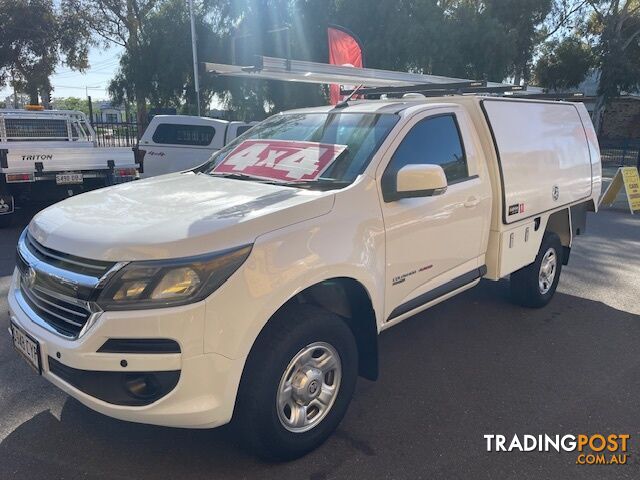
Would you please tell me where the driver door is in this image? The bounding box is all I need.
[378,107,491,321]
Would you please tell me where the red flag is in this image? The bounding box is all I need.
[327,25,364,105]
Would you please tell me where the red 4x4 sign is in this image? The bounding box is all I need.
[213,139,347,182]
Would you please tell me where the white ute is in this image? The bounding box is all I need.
[136,115,257,177]
[8,95,601,460]
[0,109,139,227]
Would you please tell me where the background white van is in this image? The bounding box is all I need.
[137,115,257,177]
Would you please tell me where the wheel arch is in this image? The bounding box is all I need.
[249,277,379,381]
[545,208,571,246]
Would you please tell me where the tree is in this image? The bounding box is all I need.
[217,0,330,118]
[583,0,640,132]
[431,1,516,81]
[330,0,555,83]
[81,0,162,124]
[98,0,577,118]
[534,36,594,90]
[52,96,101,115]
[0,0,92,105]
[486,0,554,84]
[106,0,245,118]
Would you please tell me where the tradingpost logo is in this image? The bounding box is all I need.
[484,434,630,465]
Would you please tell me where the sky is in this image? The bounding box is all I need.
[1,45,123,103]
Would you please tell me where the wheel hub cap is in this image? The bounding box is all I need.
[292,366,323,403]
[276,342,342,433]
[538,248,557,295]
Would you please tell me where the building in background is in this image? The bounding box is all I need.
[98,102,127,122]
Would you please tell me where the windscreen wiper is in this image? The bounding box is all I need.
[278,179,352,190]
[207,172,350,190]
[207,172,265,182]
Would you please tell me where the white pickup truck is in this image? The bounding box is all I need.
[0,109,139,227]
[136,115,257,177]
[8,96,601,460]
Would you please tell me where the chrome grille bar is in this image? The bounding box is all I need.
[27,287,87,318]
[26,231,115,275]
[20,284,85,327]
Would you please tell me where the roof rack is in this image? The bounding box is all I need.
[204,56,580,99]
[341,83,528,98]
[204,55,509,89]
[507,92,585,100]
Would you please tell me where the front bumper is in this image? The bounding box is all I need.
[8,270,245,428]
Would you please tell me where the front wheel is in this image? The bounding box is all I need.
[510,232,563,308]
[233,304,358,461]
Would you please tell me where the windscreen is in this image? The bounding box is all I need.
[201,112,399,188]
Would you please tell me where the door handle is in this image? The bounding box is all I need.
[464,196,480,208]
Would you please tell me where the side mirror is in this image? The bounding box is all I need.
[384,164,448,202]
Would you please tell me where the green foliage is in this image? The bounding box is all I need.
[80,0,640,121]
[51,96,102,114]
[586,1,640,98]
[432,1,516,81]
[534,36,594,90]
[485,0,554,82]
[91,0,570,117]
[0,0,92,103]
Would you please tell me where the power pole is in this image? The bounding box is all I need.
[86,87,93,122]
[188,0,201,116]
[12,72,17,109]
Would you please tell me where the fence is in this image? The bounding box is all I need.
[90,120,147,148]
[599,139,640,170]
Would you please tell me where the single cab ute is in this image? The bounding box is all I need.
[0,109,139,227]
[8,96,601,460]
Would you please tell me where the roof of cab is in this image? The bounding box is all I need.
[278,95,576,116]
[283,98,461,115]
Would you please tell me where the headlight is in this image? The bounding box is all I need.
[97,245,252,310]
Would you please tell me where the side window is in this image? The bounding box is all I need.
[235,125,253,136]
[383,114,468,186]
[152,123,216,146]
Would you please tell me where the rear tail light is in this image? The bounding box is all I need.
[115,167,138,177]
[6,173,34,183]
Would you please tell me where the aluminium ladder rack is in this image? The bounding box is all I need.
[203,55,512,90]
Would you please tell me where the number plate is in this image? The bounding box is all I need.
[56,173,83,185]
[10,322,42,374]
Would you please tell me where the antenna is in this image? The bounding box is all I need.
[335,84,364,108]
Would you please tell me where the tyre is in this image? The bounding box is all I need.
[510,232,563,308]
[233,303,358,461]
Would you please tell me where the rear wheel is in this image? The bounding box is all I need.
[233,304,358,461]
[510,232,563,308]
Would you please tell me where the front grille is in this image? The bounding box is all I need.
[16,229,112,338]
[25,232,115,277]
[20,280,94,337]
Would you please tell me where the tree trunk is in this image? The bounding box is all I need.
[592,94,606,136]
[40,88,51,109]
[135,92,147,133]
[126,0,147,134]
[27,88,38,105]
[513,71,522,86]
